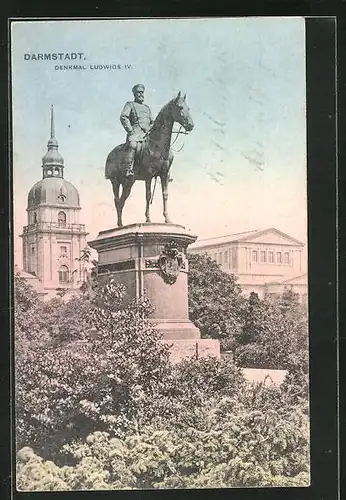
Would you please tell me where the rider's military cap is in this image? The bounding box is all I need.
[132,84,145,93]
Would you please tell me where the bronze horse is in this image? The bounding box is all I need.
[105,92,194,227]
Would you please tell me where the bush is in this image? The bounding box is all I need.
[15,277,172,458]
[15,272,310,490]
[17,388,310,491]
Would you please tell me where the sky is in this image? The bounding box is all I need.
[11,18,307,267]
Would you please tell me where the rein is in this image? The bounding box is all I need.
[150,125,187,204]
[170,125,189,152]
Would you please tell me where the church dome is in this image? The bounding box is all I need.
[28,177,80,208]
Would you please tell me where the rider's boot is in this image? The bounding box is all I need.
[124,143,136,179]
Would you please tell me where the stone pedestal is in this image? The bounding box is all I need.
[88,223,220,362]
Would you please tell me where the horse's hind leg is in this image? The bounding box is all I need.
[111,179,123,227]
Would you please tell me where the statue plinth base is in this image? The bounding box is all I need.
[88,223,220,362]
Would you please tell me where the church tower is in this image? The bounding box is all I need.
[20,106,88,296]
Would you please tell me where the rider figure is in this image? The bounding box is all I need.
[120,84,153,178]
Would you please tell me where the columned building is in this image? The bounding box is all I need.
[189,228,308,297]
[20,106,88,297]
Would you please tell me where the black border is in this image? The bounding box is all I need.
[1,8,341,500]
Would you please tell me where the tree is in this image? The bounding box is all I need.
[15,269,310,490]
[188,253,245,349]
[17,377,310,490]
[234,292,308,371]
[238,292,265,344]
[15,277,172,457]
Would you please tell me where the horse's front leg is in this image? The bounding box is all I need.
[111,179,123,227]
[161,159,173,224]
[145,178,152,223]
[117,179,134,227]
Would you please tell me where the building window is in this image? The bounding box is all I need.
[260,251,266,263]
[268,251,274,263]
[224,251,228,264]
[214,253,217,262]
[58,211,66,227]
[284,252,290,265]
[277,252,282,264]
[219,253,223,265]
[251,250,258,263]
[60,245,67,255]
[58,265,69,284]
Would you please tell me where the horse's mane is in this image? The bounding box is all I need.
[152,99,176,128]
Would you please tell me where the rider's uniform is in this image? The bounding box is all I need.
[120,101,153,177]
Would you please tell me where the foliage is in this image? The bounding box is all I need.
[235,290,308,371]
[15,269,310,491]
[14,273,92,354]
[188,253,245,348]
[17,379,310,490]
[15,277,172,457]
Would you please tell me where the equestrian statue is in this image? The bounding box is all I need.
[105,84,194,227]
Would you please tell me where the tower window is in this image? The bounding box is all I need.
[33,212,37,224]
[60,245,67,255]
[58,211,66,227]
[58,265,69,284]
[31,246,35,255]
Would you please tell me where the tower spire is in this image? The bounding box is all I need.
[42,105,64,178]
[50,104,55,139]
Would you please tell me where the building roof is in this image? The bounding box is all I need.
[190,227,304,249]
[27,177,80,208]
[15,267,47,296]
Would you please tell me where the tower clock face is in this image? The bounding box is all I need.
[57,194,66,203]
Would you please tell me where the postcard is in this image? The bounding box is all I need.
[11,17,310,491]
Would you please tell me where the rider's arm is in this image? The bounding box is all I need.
[120,102,133,133]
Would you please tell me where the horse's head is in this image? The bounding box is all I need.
[171,91,194,132]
